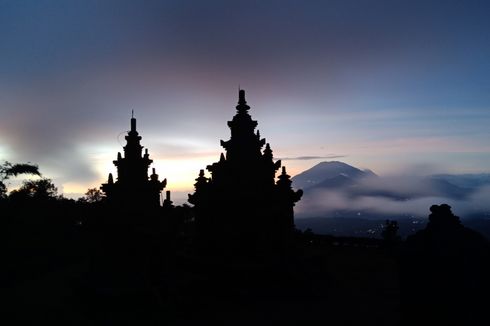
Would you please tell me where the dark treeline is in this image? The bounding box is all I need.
[3,91,490,325]
[4,188,489,325]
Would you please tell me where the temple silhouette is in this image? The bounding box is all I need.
[4,91,490,326]
[101,113,167,208]
[189,90,303,249]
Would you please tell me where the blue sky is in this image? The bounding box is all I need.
[1,0,490,199]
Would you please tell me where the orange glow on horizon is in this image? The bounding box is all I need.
[60,153,311,197]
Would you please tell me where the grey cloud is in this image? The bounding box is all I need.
[296,174,490,219]
[280,155,346,161]
[1,0,490,196]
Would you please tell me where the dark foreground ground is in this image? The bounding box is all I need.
[4,205,489,325]
[6,224,400,325]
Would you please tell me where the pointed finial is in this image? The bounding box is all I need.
[130,111,136,131]
[150,167,159,180]
[236,88,250,112]
[264,142,271,153]
[263,143,273,159]
[239,89,246,104]
[163,190,173,208]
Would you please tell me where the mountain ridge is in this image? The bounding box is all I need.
[292,161,376,190]
[292,161,490,227]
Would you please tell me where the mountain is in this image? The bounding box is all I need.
[426,177,470,199]
[293,161,469,200]
[292,161,490,238]
[292,161,376,190]
[431,174,490,189]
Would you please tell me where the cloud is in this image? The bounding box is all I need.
[2,1,490,198]
[280,155,346,161]
[296,174,490,219]
[353,175,454,199]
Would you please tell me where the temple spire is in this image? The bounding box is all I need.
[236,89,250,113]
[129,110,138,133]
[239,89,246,104]
[263,143,273,160]
[102,114,166,208]
[190,90,302,249]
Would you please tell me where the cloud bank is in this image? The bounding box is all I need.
[296,175,490,219]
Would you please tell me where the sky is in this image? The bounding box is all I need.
[1,0,490,201]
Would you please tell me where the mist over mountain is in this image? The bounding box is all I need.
[431,174,490,189]
[293,161,470,199]
[293,161,490,237]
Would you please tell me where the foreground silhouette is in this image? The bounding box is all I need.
[189,90,303,252]
[400,204,490,325]
[4,172,489,324]
[0,161,41,198]
[3,91,490,325]
[101,112,167,209]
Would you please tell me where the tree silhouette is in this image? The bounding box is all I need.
[9,178,58,200]
[400,204,490,325]
[0,161,41,197]
[0,181,6,199]
[81,187,105,203]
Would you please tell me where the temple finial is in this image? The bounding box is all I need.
[130,111,136,131]
[236,88,250,112]
[239,89,246,104]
